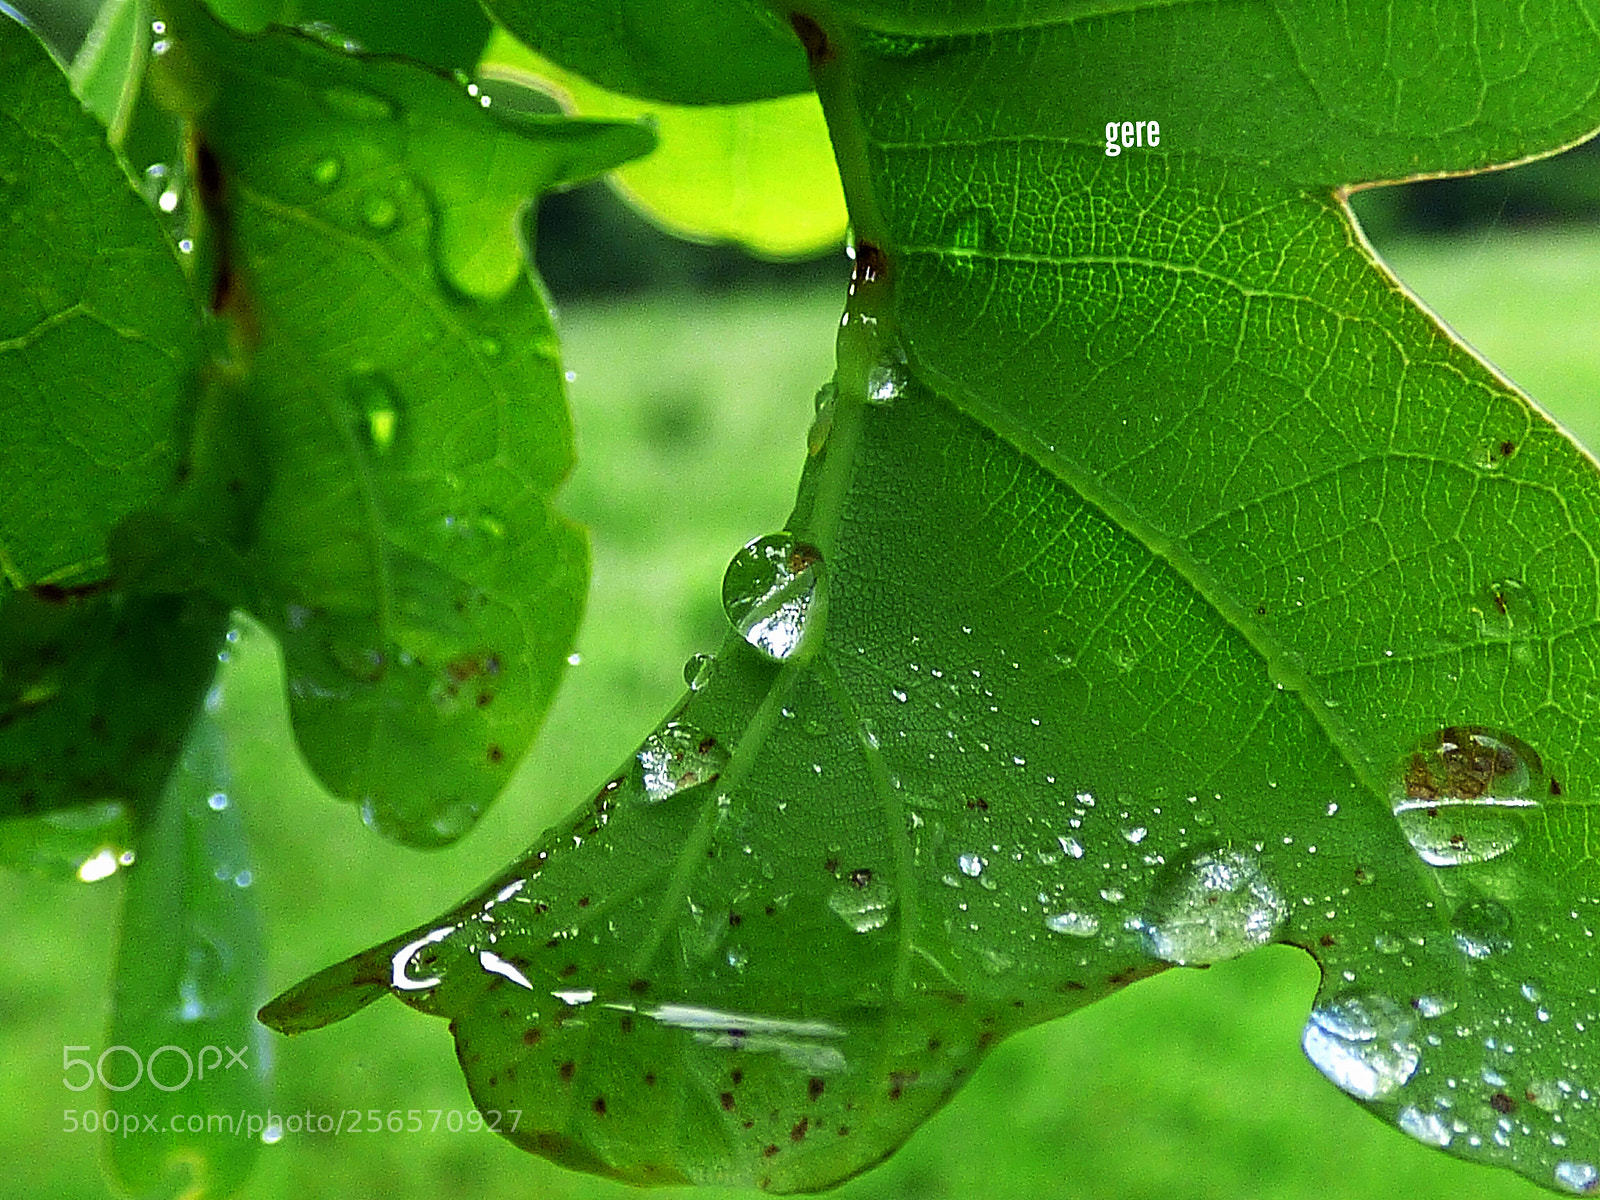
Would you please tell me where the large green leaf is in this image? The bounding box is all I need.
[152,1,654,845]
[264,2,1600,1196]
[0,13,198,589]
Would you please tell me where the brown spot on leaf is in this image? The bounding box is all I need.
[824,856,839,874]
[849,868,873,888]
[487,744,504,764]
[592,1097,607,1116]
[729,911,743,926]
[731,1070,744,1085]
[808,1077,825,1101]
[558,1061,575,1082]
[1319,934,1336,948]
[791,1117,809,1142]
[1551,777,1563,797]
[1490,1091,1517,1114]
[763,1143,780,1158]
[522,1028,542,1046]
[629,978,650,995]
[720,1092,736,1111]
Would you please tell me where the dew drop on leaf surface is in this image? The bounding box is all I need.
[1391,727,1543,867]
[721,533,823,661]
[1131,847,1286,966]
[637,723,728,802]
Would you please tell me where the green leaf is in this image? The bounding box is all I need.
[0,14,199,589]
[480,0,811,105]
[290,0,491,73]
[104,702,266,1200]
[155,1,654,845]
[0,590,230,819]
[69,0,149,143]
[264,3,1600,1197]
[482,30,847,258]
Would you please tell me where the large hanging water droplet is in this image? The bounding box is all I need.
[638,723,728,802]
[1301,993,1420,1100]
[1392,727,1543,866]
[827,871,894,933]
[345,368,401,454]
[1133,847,1286,965]
[721,533,823,662]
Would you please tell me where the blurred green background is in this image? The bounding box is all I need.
[7,3,1600,1193]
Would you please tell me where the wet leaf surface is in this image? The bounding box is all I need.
[157,0,653,845]
[260,2,1600,1195]
[0,15,198,589]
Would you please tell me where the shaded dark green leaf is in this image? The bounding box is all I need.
[481,0,811,105]
[0,589,229,820]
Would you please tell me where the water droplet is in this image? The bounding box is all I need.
[1471,578,1536,639]
[1413,995,1457,1019]
[1393,727,1543,866]
[1058,835,1085,859]
[827,874,895,933]
[1451,896,1513,959]
[957,853,986,878]
[1134,848,1286,965]
[362,193,400,231]
[638,723,728,802]
[643,1005,847,1073]
[1301,993,1420,1100]
[345,368,401,453]
[322,86,397,120]
[299,19,362,50]
[311,156,342,187]
[390,925,459,990]
[682,653,716,691]
[1556,1162,1599,1195]
[865,350,909,406]
[1398,1106,1452,1147]
[721,533,823,661]
[808,383,836,456]
[1045,910,1100,937]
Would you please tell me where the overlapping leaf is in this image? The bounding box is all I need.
[264,2,1600,1196]
[482,31,846,257]
[481,0,811,104]
[154,0,654,845]
[105,704,265,1200]
[0,14,197,589]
